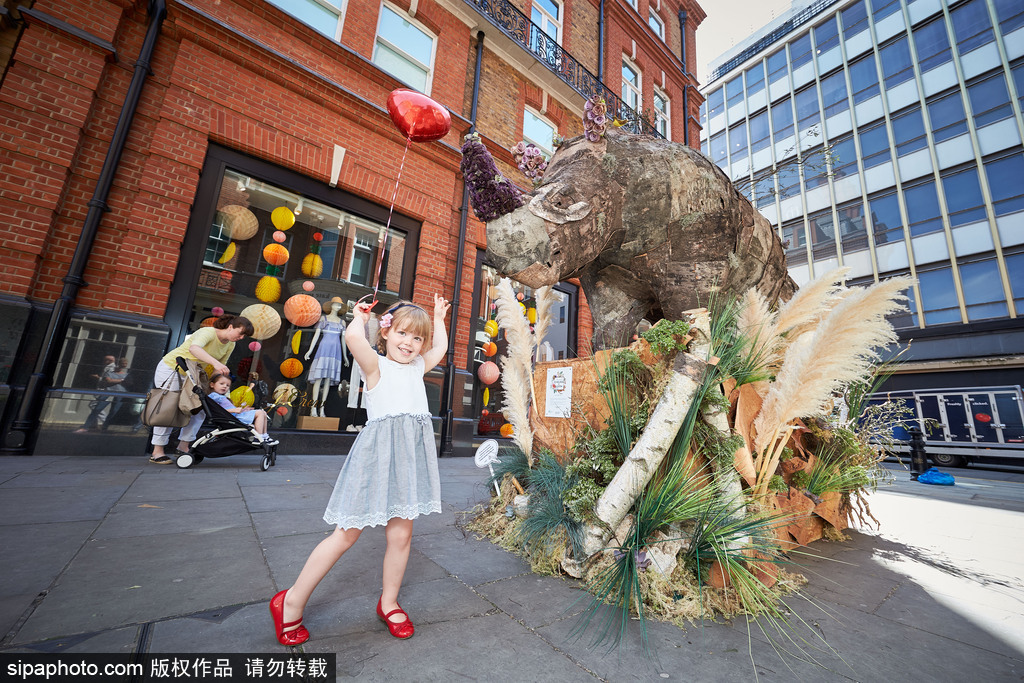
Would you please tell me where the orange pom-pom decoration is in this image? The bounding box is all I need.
[478,361,500,385]
[280,357,303,378]
[200,316,217,328]
[273,230,287,243]
[283,294,322,327]
[263,243,289,266]
[482,341,497,357]
[481,409,489,416]
[302,281,315,291]
[313,232,323,241]
[276,406,288,416]
[499,423,515,438]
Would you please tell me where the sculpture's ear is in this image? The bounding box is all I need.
[528,182,592,225]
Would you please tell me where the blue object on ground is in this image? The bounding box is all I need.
[918,467,955,486]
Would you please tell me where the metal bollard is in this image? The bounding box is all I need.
[907,426,928,480]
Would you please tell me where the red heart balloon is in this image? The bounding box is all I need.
[386,89,452,143]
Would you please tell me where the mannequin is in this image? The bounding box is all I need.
[304,297,348,418]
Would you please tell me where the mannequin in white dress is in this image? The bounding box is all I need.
[304,298,348,418]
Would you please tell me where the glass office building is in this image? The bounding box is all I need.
[700,0,1024,395]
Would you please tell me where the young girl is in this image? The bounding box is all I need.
[207,373,276,444]
[269,294,450,644]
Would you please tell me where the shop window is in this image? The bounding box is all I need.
[868,192,905,245]
[891,105,927,156]
[771,97,794,140]
[471,261,576,437]
[928,90,968,143]
[749,110,770,153]
[951,0,994,54]
[848,54,880,104]
[842,1,869,39]
[653,89,670,140]
[820,70,849,118]
[523,108,557,157]
[967,73,1013,128]
[859,121,891,169]
[766,48,788,85]
[903,179,943,236]
[985,152,1024,216]
[373,4,435,93]
[181,160,419,435]
[880,36,914,89]
[918,265,961,326]
[994,0,1024,34]
[941,165,986,227]
[789,33,813,70]
[648,8,665,40]
[870,0,901,22]
[746,62,765,96]
[266,0,346,41]
[729,120,748,163]
[914,17,952,73]
[814,16,840,55]
[959,258,1009,320]
[622,59,642,112]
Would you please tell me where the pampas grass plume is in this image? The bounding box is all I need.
[494,278,535,462]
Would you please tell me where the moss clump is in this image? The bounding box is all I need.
[790,469,810,490]
[640,319,691,356]
[778,447,795,462]
[596,350,650,394]
[768,475,788,493]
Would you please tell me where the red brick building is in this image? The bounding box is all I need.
[0,0,704,456]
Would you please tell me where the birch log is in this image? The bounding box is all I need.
[579,312,711,557]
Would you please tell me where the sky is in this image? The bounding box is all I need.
[696,0,794,83]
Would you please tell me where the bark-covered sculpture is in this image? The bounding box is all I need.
[462,129,796,348]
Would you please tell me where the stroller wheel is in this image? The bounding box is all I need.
[260,454,271,472]
[176,452,195,469]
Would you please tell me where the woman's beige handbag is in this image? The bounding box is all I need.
[141,374,189,428]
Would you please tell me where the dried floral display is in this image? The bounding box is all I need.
[509,141,548,183]
[459,133,524,221]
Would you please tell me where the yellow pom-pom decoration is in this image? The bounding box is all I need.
[483,387,490,406]
[301,253,324,277]
[483,320,499,338]
[263,243,289,266]
[280,357,303,378]
[217,241,237,264]
[283,294,322,327]
[291,330,301,354]
[271,206,296,230]
[255,276,281,303]
[229,385,255,408]
[527,307,537,324]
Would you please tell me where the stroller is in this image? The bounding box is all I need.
[174,358,278,471]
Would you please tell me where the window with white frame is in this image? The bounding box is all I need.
[266,0,346,41]
[531,0,562,45]
[649,9,665,40]
[653,89,670,139]
[373,4,435,93]
[622,60,641,112]
[626,0,638,10]
[523,109,556,157]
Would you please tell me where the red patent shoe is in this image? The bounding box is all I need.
[376,596,414,639]
[269,589,310,646]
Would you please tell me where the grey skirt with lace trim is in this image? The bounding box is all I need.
[323,413,441,529]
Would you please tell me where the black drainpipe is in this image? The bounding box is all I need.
[4,0,167,454]
[439,30,484,457]
[598,0,605,83]
[678,9,690,147]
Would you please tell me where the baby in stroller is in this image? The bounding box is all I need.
[175,368,279,471]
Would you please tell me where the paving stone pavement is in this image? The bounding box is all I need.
[1,454,1022,681]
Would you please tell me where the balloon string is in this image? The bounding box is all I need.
[360,134,413,309]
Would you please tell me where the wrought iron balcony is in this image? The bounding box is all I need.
[464,0,661,138]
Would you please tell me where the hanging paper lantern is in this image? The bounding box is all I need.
[271,206,296,230]
[291,330,302,354]
[302,280,315,292]
[273,230,287,243]
[276,406,288,416]
[527,307,537,324]
[483,387,490,406]
[273,383,299,405]
[519,302,527,315]
[301,252,324,277]
[217,241,237,264]
[483,320,499,338]
[280,357,303,378]
[220,205,259,241]
[482,341,497,357]
[230,385,255,408]
[313,232,323,241]
[516,292,524,301]
[200,316,217,328]
[478,361,500,385]
[255,275,282,303]
[211,306,225,317]
[240,303,281,340]
[284,294,322,327]
[248,341,262,352]
[499,423,515,438]
[263,243,289,266]
[481,409,489,417]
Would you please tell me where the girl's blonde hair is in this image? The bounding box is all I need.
[376,301,432,355]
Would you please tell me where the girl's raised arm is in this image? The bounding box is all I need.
[421,294,450,373]
[345,301,381,388]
